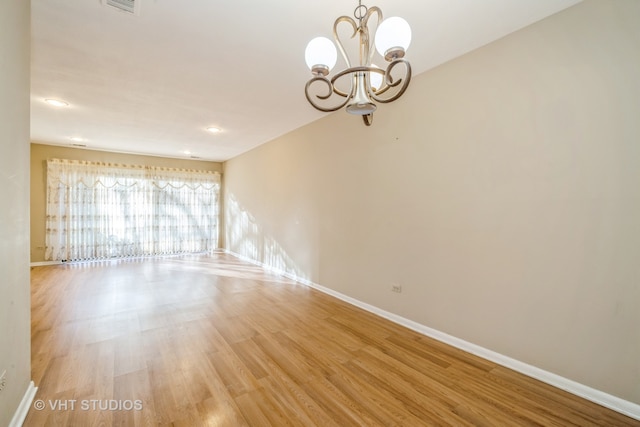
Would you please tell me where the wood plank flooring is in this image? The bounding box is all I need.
[25,253,639,426]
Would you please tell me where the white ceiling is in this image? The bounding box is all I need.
[31,0,582,162]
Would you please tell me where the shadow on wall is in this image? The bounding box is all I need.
[225,193,308,282]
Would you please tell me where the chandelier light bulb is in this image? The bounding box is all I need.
[375,17,412,60]
[369,65,383,91]
[305,37,337,75]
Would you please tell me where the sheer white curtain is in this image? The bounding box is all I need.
[45,159,220,261]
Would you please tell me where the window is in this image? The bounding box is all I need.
[45,159,220,261]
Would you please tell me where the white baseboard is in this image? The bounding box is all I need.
[29,261,62,267]
[223,250,640,421]
[30,251,223,268]
[9,381,37,427]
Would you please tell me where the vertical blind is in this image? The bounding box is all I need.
[45,159,220,261]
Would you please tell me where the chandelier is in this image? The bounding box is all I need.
[304,1,412,126]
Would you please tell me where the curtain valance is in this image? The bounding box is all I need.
[46,158,221,190]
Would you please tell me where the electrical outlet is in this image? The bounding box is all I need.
[0,370,6,394]
[391,283,402,293]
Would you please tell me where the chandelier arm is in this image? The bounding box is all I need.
[330,65,386,97]
[305,76,352,113]
[369,59,412,104]
[372,73,397,96]
[332,87,350,98]
[325,66,371,97]
[330,65,371,83]
[361,6,382,66]
[372,85,390,96]
[333,16,358,68]
[329,65,372,97]
[331,65,386,95]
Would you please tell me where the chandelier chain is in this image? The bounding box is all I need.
[354,0,367,24]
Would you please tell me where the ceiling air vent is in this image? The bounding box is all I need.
[102,0,140,15]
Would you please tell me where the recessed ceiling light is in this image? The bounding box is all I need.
[206,127,221,133]
[44,98,69,107]
[69,137,85,142]
[184,150,191,155]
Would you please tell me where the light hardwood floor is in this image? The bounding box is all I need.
[25,253,639,426]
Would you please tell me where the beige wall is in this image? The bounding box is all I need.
[224,0,640,404]
[0,0,31,424]
[30,143,223,263]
